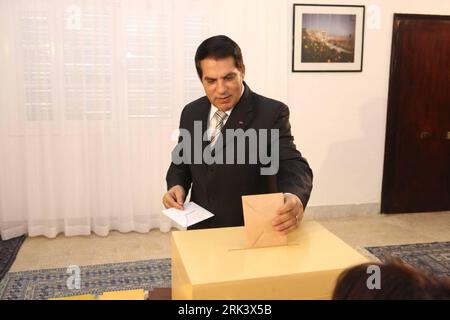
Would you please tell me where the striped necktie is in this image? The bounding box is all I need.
[210,110,228,145]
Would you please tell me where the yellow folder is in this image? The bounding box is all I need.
[99,289,145,300]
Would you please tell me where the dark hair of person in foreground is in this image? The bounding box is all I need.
[332,257,450,300]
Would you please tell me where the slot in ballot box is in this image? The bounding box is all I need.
[171,220,369,300]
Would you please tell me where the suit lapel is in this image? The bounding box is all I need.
[195,97,211,152]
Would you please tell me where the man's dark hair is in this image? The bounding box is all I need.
[332,258,450,300]
[194,35,244,79]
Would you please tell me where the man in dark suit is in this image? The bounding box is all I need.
[163,35,313,234]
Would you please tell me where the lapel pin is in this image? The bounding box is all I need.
[238,121,244,125]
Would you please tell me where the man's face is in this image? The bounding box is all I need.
[199,57,245,112]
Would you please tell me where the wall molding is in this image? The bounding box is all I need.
[304,203,381,219]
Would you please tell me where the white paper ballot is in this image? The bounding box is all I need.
[162,202,214,227]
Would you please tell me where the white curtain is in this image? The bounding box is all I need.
[0,0,287,240]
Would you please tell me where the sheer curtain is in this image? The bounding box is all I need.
[0,0,287,240]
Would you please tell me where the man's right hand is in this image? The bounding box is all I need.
[162,185,186,210]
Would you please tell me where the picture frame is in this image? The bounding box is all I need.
[292,4,365,72]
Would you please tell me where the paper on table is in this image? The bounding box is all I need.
[242,193,287,249]
[162,202,214,227]
[99,289,145,300]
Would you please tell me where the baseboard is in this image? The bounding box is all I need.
[304,203,381,219]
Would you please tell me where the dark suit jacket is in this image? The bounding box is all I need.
[166,82,313,229]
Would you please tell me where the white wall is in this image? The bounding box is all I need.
[181,0,449,209]
[286,0,450,207]
[195,0,289,104]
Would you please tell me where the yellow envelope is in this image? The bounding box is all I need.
[242,193,287,248]
[99,289,145,300]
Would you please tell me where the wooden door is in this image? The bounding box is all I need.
[381,14,450,213]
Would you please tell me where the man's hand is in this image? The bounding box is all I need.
[162,185,186,210]
[272,193,304,235]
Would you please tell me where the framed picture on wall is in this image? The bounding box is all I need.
[292,4,365,72]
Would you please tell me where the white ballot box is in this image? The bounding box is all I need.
[171,221,370,300]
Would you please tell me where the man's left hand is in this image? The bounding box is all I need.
[272,193,304,235]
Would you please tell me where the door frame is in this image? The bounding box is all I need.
[381,13,450,213]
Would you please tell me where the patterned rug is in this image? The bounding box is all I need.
[0,258,171,300]
[366,241,450,278]
[0,236,26,283]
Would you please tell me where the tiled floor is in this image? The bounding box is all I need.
[10,211,450,272]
